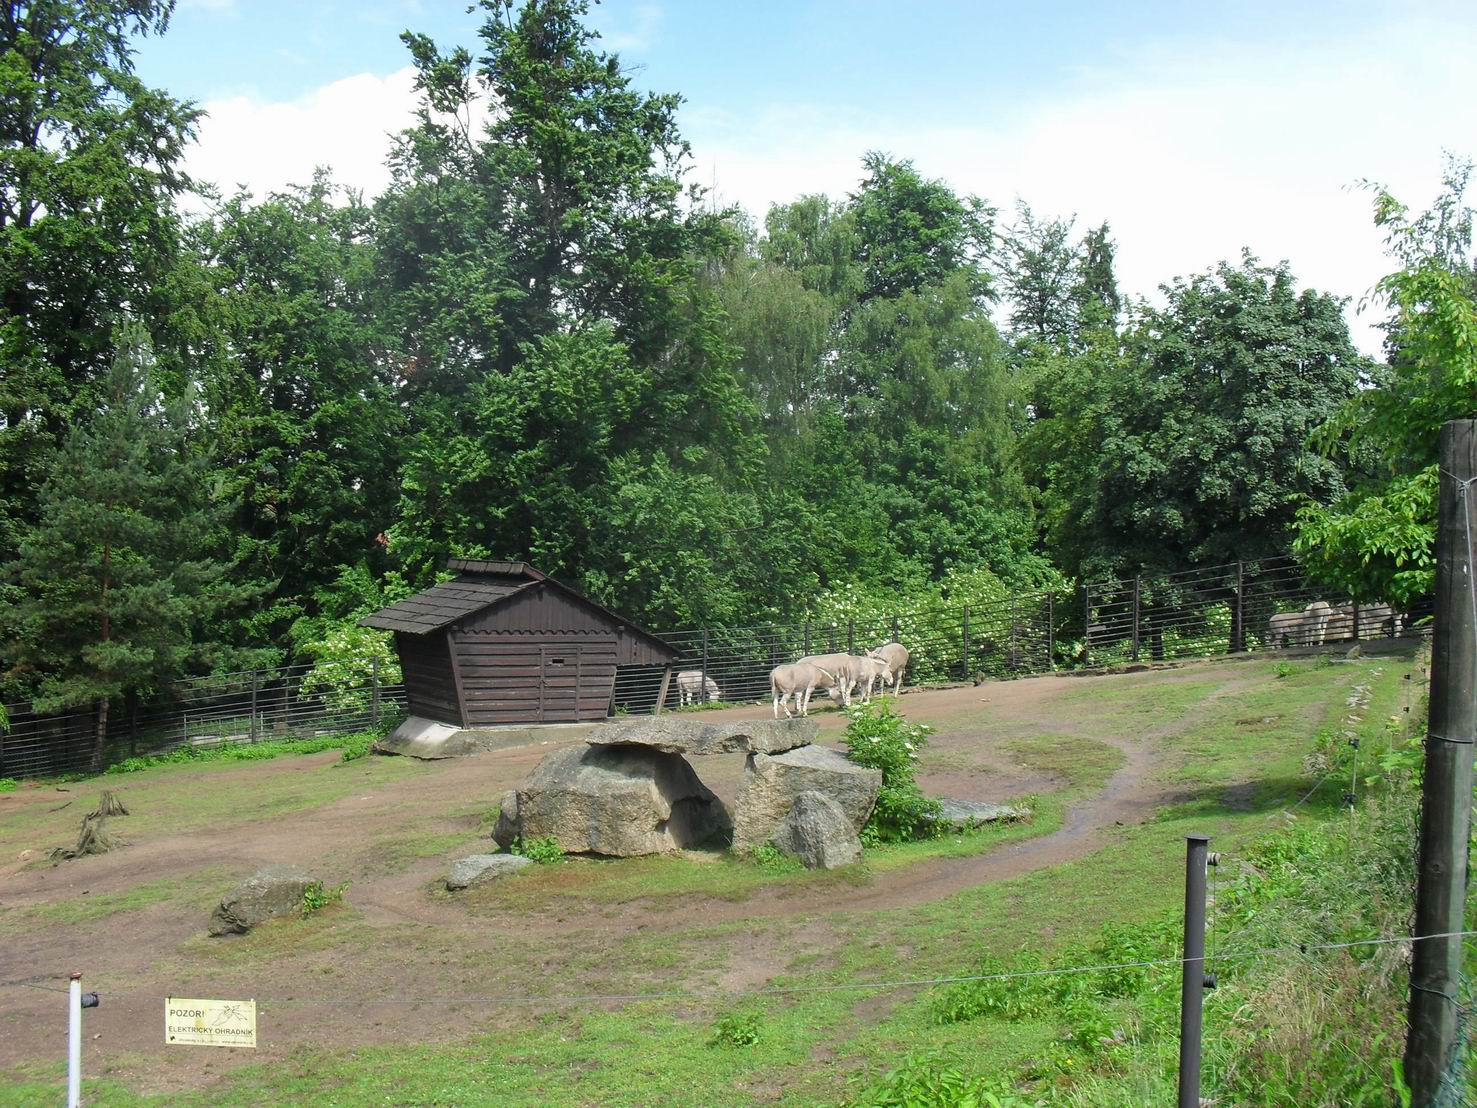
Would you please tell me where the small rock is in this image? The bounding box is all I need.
[209,865,318,936]
[769,791,862,869]
[491,790,520,850]
[446,854,533,890]
[925,799,1030,833]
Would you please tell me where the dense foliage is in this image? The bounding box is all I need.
[0,0,1444,744]
[840,702,941,843]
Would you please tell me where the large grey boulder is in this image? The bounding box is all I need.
[732,745,881,851]
[926,798,1030,833]
[446,853,533,890]
[769,791,862,869]
[209,865,318,936]
[587,716,817,757]
[512,745,730,857]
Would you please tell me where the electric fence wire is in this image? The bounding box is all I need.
[7,929,1475,1011]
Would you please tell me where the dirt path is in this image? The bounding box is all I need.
[0,661,1279,1093]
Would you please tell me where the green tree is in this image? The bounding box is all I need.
[190,175,403,645]
[850,152,993,303]
[1295,158,1477,603]
[1043,254,1369,580]
[5,328,255,768]
[999,202,1080,349]
[0,1,199,558]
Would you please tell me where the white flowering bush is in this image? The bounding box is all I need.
[840,702,941,844]
[299,623,401,714]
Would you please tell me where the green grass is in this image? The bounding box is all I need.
[0,651,1426,1106]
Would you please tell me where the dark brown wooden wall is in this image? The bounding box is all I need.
[455,585,674,666]
[450,631,618,725]
[395,632,462,726]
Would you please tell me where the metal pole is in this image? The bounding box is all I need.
[1405,420,1477,1105]
[1178,834,1211,1108]
[847,619,855,654]
[371,657,381,729]
[891,614,899,642]
[804,620,811,656]
[1131,577,1142,662]
[67,972,81,1108]
[1046,592,1055,670]
[700,629,710,703]
[1351,597,1362,643]
[1083,586,1092,668]
[962,605,971,682]
[1232,561,1245,653]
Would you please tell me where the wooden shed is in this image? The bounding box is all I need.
[361,560,679,728]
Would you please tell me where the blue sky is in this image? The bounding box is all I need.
[137,1,1477,353]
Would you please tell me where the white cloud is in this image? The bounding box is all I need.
[184,67,423,205]
[176,13,1475,356]
[686,17,1477,356]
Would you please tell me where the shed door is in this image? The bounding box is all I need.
[538,646,583,722]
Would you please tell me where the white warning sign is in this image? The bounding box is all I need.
[165,997,257,1048]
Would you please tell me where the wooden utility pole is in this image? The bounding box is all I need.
[1405,420,1477,1104]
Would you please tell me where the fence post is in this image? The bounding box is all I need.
[962,605,971,682]
[847,619,855,654]
[1046,592,1055,670]
[1083,585,1092,668]
[249,671,259,743]
[700,629,710,703]
[1351,597,1362,643]
[1131,577,1142,662]
[68,972,82,1108]
[1404,420,1477,1105]
[1178,834,1214,1108]
[1232,561,1245,653]
[804,619,811,656]
[891,614,900,642]
[371,657,381,729]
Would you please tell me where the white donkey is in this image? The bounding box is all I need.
[771,661,838,718]
[675,669,721,706]
[867,642,910,696]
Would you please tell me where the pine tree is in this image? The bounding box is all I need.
[6,327,255,768]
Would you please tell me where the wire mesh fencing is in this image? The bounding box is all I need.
[610,590,1063,714]
[1,553,1431,780]
[1084,555,1425,667]
[1,659,405,781]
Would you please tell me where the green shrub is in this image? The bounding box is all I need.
[850,1049,1034,1107]
[101,730,380,776]
[0,777,17,793]
[710,1011,761,1048]
[511,835,565,864]
[840,702,941,843]
[747,842,803,872]
[301,880,348,917]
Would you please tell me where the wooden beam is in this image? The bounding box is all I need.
[653,665,673,716]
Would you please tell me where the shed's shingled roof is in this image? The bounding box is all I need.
[359,577,530,634]
[359,563,680,662]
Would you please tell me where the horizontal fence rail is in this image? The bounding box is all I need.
[2,554,1430,780]
[1,659,406,781]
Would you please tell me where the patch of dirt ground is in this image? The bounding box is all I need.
[0,660,1278,1094]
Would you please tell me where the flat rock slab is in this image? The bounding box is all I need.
[209,865,317,936]
[588,716,818,756]
[446,854,533,890]
[770,791,862,869]
[927,798,1030,832]
[513,745,731,857]
[732,745,881,852]
[374,715,599,759]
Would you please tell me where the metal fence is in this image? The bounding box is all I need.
[0,659,406,781]
[1083,554,1423,666]
[1,553,1428,780]
[611,589,1061,714]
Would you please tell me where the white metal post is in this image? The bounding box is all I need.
[67,972,81,1108]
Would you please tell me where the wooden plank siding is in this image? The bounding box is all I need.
[395,632,463,726]
[451,630,618,725]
